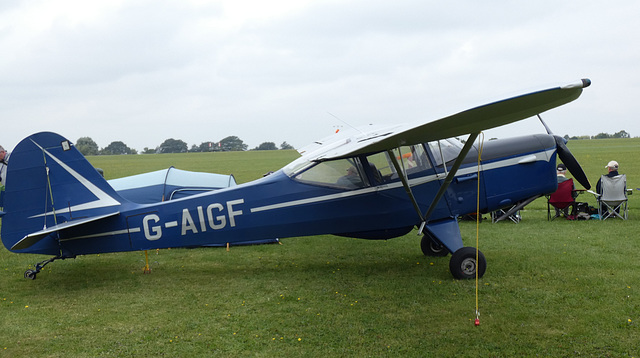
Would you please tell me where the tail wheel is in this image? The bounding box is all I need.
[24,269,37,280]
[449,247,486,279]
[420,233,449,257]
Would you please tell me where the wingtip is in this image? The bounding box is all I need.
[562,78,591,89]
[10,234,43,251]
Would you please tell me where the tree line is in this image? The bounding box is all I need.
[76,129,631,156]
[564,130,630,140]
[75,136,295,156]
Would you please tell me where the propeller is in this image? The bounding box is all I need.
[553,135,591,189]
[537,115,591,189]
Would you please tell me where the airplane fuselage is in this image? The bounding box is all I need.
[3,133,558,258]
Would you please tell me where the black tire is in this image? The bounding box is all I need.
[24,269,37,280]
[420,233,449,257]
[449,247,486,279]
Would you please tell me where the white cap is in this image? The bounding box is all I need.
[606,160,619,170]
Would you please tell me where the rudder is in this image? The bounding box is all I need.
[1,132,125,255]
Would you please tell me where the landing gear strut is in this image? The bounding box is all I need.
[24,256,64,280]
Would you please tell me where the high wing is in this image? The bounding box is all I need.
[299,79,591,161]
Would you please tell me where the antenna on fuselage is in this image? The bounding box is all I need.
[327,112,365,135]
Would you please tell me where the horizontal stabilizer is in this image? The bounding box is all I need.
[11,212,120,250]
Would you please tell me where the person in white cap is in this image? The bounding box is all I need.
[595,160,620,194]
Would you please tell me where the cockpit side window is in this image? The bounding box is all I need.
[363,144,431,184]
[398,145,431,173]
[289,144,435,189]
[365,152,395,183]
[292,158,367,190]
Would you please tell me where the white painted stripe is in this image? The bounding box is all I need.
[29,139,121,219]
[60,227,140,241]
[250,149,553,213]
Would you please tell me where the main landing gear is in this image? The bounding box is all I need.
[420,232,449,257]
[24,256,65,280]
[421,234,486,279]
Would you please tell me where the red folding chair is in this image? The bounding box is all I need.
[547,178,576,220]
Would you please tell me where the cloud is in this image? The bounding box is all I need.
[1,0,639,153]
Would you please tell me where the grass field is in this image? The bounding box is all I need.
[2,138,640,357]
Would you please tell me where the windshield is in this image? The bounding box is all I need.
[283,156,313,177]
[428,139,464,168]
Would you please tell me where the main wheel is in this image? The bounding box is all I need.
[449,247,486,279]
[420,233,449,257]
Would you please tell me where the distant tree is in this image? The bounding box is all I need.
[101,141,136,155]
[594,132,611,139]
[76,137,100,156]
[254,142,278,151]
[280,141,294,150]
[159,138,188,153]
[219,136,247,151]
[195,141,219,152]
[614,130,630,138]
[575,135,591,140]
[142,147,156,154]
[189,144,200,152]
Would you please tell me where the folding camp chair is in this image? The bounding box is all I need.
[491,206,521,223]
[596,174,628,220]
[547,178,576,220]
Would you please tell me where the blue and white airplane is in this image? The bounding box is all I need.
[0,79,591,280]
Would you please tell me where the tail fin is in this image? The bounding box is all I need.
[1,132,125,255]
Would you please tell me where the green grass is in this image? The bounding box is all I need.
[2,139,640,357]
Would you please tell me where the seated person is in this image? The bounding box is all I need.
[596,160,620,194]
[554,163,577,217]
[0,145,9,190]
[595,160,622,214]
[556,163,569,183]
[336,166,364,189]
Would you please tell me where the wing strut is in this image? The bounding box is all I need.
[418,132,480,234]
[387,149,424,221]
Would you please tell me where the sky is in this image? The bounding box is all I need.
[1,0,639,153]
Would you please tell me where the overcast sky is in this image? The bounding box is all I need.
[1,0,638,153]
